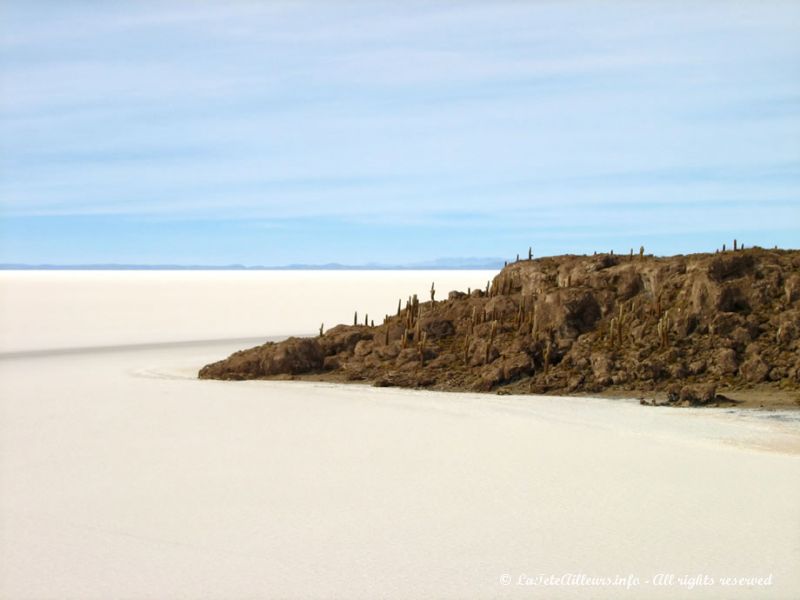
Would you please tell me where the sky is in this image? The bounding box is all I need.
[1,0,798,265]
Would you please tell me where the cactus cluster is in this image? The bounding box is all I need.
[402,294,421,329]
[719,239,745,253]
[328,243,778,382]
[608,303,628,348]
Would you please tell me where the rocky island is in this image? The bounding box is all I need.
[200,247,800,408]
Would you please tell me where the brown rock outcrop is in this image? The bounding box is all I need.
[199,248,800,405]
[199,337,324,380]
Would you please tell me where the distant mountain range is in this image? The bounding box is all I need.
[0,257,505,271]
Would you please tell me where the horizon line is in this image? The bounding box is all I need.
[0,260,506,271]
[2,245,795,271]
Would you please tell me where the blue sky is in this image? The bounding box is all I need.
[1,1,798,265]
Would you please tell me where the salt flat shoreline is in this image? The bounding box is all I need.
[242,367,800,411]
[3,333,797,410]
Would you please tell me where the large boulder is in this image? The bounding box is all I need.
[319,325,374,355]
[590,352,613,385]
[257,337,324,375]
[679,384,717,406]
[199,337,324,379]
[420,317,456,340]
[716,283,750,313]
[535,289,601,340]
[613,267,643,300]
[740,355,770,383]
[707,253,755,282]
[710,348,738,376]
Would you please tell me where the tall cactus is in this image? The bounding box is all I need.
[544,340,552,374]
[485,320,498,363]
[610,303,625,347]
[418,331,428,366]
[657,310,671,348]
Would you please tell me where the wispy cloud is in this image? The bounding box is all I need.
[1,0,799,262]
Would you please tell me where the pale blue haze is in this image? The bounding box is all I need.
[1,1,798,265]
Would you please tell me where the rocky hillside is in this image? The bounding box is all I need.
[199,248,800,406]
